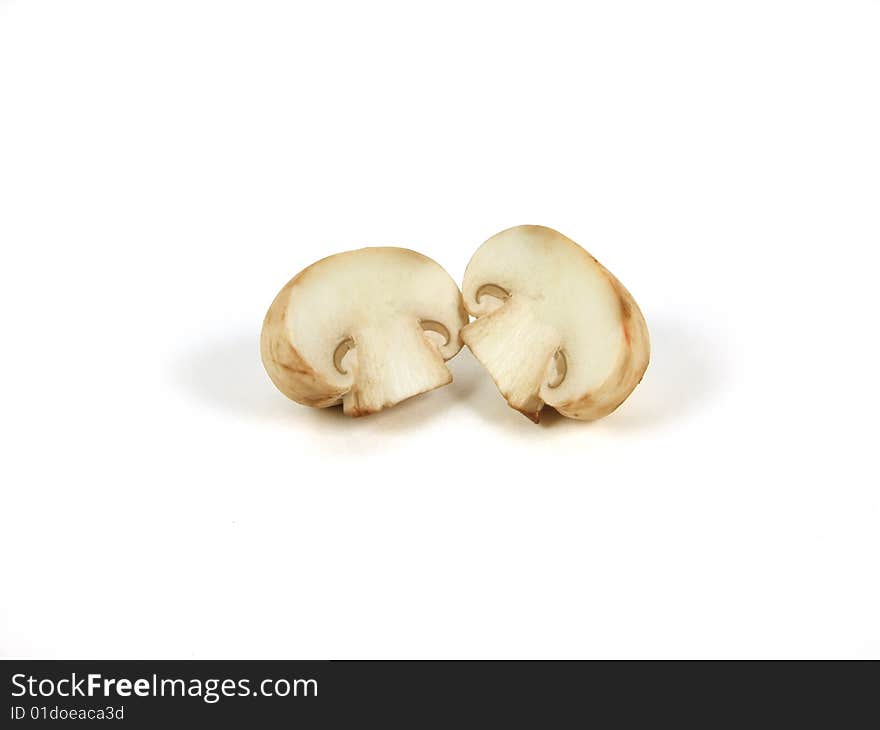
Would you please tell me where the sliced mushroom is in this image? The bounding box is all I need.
[461,225,650,423]
[261,247,467,417]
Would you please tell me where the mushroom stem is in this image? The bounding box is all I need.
[460,296,559,423]
[342,325,453,416]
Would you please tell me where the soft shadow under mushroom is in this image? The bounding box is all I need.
[545,318,725,430]
[171,320,722,433]
[171,331,475,432]
[172,332,289,422]
[462,318,725,432]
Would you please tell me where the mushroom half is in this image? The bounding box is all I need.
[261,247,467,416]
[461,225,650,423]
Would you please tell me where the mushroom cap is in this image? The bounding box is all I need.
[461,225,650,422]
[261,247,467,416]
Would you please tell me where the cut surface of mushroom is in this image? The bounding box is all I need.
[261,247,467,416]
[461,225,650,423]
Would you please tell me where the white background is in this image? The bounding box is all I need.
[1,1,878,659]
